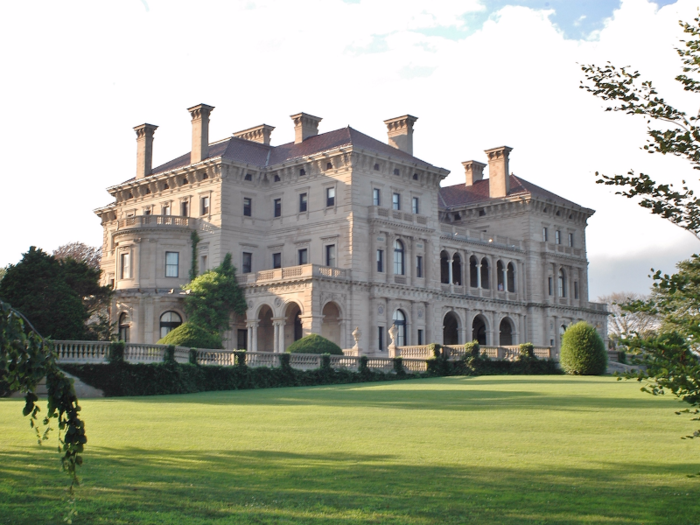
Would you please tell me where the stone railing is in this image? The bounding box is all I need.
[53,341,192,364]
[396,344,555,361]
[117,215,197,230]
[237,263,349,285]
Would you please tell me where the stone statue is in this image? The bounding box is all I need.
[352,326,361,349]
[388,323,398,347]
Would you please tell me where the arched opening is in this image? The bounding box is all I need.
[257,305,274,352]
[321,302,342,347]
[392,309,407,347]
[159,311,182,340]
[284,302,303,350]
[118,312,130,342]
[558,268,567,297]
[499,317,514,346]
[497,260,505,291]
[480,258,490,289]
[394,239,405,275]
[443,312,459,345]
[470,256,478,288]
[507,262,516,293]
[440,251,450,284]
[472,315,487,345]
[452,254,462,285]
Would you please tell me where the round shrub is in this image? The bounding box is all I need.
[157,322,223,349]
[559,321,607,375]
[286,333,343,355]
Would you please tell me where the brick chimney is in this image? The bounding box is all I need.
[462,160,486,187]
[485,146,513,198]
[188,103,215,163]
[134,123,158,179]
[384,115,418,155]
[233,124,275,145]
[291,112,322,144]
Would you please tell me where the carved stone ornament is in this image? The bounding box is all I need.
[274,297,282,307]
[418,308,424,319]
[378,305,385,315]
[247,300,254,308]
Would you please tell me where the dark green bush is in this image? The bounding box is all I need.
[234,351,246,367]
[393,357,404,375]
[286,334,343,355]
[320,354,331,371]
[428,343,442,359]
[464,341,480,358]
[164,345,176,364]
[519,343,535,359]
[189,349,198,365]
[560,321,608,375]
[108,341,125,364]
[359,356,369,374]
[157,322,223,349]
[279,353,291,371]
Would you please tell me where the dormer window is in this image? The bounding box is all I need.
[245,173,252,181]
[413,173,418,180]
[393,168,400,176]
[164,182,169,190]
[145,187,151,195]
[326,162,333,170]
[374,164,380,171]
[478,209,485,216]
[202,173,208,180]
[299,168,306,176]
[556,210,560,216]
[274,174,280,182]
[182,178,189,185]
[127,192,134,199]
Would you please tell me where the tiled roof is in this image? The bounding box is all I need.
[147,126,438,178]
[438,175,583,210]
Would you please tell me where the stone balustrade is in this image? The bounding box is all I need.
[237,263,349,285]
[395,344,554,361]
[117,214,198,230]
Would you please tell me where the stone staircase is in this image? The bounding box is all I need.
[10,372,104,399]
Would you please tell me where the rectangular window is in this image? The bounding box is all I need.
[242,252,252,274]
[120,252,130,279]
[243,197,252,217]
[144,209,151,216]
[392,192,400,211]
[299,192,308,212]
[165,252,179,278]
[555,230,561,245]
[237,329,248,351]
[418,329,424,346]
[298,248,308,265]
[326,187,335,207]
[416,255,423,278]
[200,196,210,215]
[325,244,336,267]
[412,197,419,214]
[377,249,384,272]
[373,188,381,206]
[274,198,282,217]
[542,227,548,242]
[200,255,208,274]
[162,205,170,216]
[574,281,579,299]
[272,252,281,269]
[568,232,574,247]
[181,201,189,217]
[378,326,384,351]
[548,276,553,296]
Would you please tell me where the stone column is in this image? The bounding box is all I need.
[272,318,286,353]
[247,320,259,352]
[386,233,394,284]
[458,308,469,344]
[425,300,433,344]
[448,253,454,293]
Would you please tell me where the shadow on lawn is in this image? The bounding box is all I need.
[1,447,698,525]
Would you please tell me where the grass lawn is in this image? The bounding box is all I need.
[1,375,699,524]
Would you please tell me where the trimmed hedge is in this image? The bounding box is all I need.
[560,321,608,375]
[286,334,343,355]
[157,322,223,349]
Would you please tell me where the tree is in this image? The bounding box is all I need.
[53,242,102,270]
[0,266,6,282]
[580,14,700,239]
[598,292,659,347]
[182,253,247,339]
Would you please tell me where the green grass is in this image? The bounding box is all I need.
[1,376,699,524]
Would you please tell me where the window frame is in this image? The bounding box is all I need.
[200,195,210,216]
[273,198,282,218]
[181,200,189,217]
[394,239,405,275]
[325,244,336,267]
[165,251,179,278]
[272,252,282,269]
[299,192,308,213]
[542,227,548,242]
[555,230,561,245]
[298,248,308,265]
[243,197,252,217]
[326,187,335,207]
[412,196,419,214]
[392,192,401,211]
[416,255,423,278]
[242,252,252,274]
[120,252,131,279]
[373,188,381,206]
[377,249,384,273]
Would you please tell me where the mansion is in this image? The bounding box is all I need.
[96,104,608,354]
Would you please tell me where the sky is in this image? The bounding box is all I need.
[0,0,697,300]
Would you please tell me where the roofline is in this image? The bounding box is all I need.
[439,191,595,216]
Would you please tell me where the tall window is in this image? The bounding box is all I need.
[394,239,404,275]
[298,248,308,265]
[120,252,131,279]
[574,281,579,299]
[480,258,490,289]
[299,193,308,212]
[242,252,252,274]
[325,244,336,267]
[200,196,210,215]
[542,227,548,242]
[373,188,381,206]
[568,232,574,247]
[200,255,208,273]
[548,276,553,296]
[274,198,282,217]
[165,252,179,277]
[412,197,419,214]
[378,326,384,351]
[417,329,424,345]
[555,230,561,245]
[243,197,252,217]
[393,310,407,347]
[558,268,567,297]
[162,204,170,216]
[160,311,182,339]
[118,313,130,342]
[272,253,281,269]
[416,255,423,278]
[377,249,384,272]
[181,201,189,217]
[326,187,335,207]
[392,192,400,211]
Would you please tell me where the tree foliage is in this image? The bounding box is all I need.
[580,14,700,239]
[182,253,246,337]
[53,242,102,270]
[286,334,343,355]
[157,322,223,349]
[559,321,608,376]
[598,292,659,347]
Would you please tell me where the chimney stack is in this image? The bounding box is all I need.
[233,124,275,145]
[188,103,215,163]
[134,123,158,179]
[462,160,486,187]
[384,115,418,155]
[485,146,513,198]
[291,112,322,144]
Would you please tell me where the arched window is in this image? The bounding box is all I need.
[480,258,490,289]
[507,262,516,293]
[440,251,450,284]
[558,268,567,297]
[497,260,505,291]
[160,311,183,340]
[452,254,462,285]
[393,310,407,347]
[118,313,130,342]
[472,315,487,345]
[394,239,405,275]
[443,312,459,345]
[499,318,514,345]
[470,256,478,288]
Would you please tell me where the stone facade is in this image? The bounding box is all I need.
[96,105,607,354]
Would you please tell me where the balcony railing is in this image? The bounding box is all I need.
[117,215,198,230]
[237,263,349,285]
